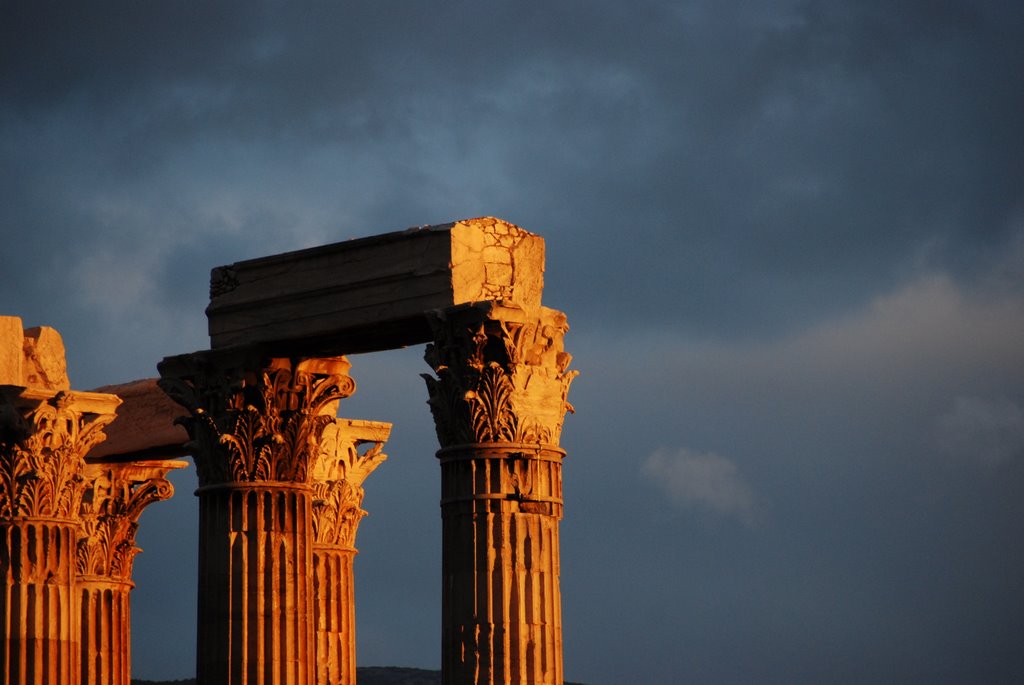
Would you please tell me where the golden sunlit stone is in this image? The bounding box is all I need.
[205,217,546,354]
[0,316,70,390]
[160,216,575,685]
[1,318,182,685]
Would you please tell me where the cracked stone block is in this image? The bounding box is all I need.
[206,216,546,355]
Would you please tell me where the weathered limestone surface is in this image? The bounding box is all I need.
[150,216,574,685]
[195,218,575,685]
[21,327,71,391]
[311,419,390,685]
[0,386,121,685]
[423,302,576,685]
[77,580,129,685]
[87,379,189,461]
[0,317,70,391]
[0,318,20,387]
[1,318,184,685]
[77,460,185,685]
[0,318,122,685]
[206,217,546,355]
[5,212,580,685]
[1,519,80,685]
[158,352,357,685]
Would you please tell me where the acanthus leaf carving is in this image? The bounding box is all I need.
[311,420,389,549]
[158,354,355,487]
[76,463,180,580]
[423,305,577,448]
[467,363,518,443]
[0,389,119,520]
[311,479,365,549]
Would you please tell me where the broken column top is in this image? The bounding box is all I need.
[205,217,546,356]
[0,315,71,391]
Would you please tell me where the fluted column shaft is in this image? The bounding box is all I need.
[158,352,356,685]
[423,303,577,685]
[310,419,390,685]
[439,446,564,685]
[76,460,184,685]
[197,483,315,684]
[313,546,356,685]
[1,385,121,685]
[78,578,131,685]
[0,520,79,685]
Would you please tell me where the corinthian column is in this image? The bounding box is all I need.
[422,302,577,685]
[0,386,121,685]
[311,419,390,685]
[77,460,186,685]
[158,352,355,685]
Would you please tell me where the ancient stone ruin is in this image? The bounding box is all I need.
[0,218,577,685]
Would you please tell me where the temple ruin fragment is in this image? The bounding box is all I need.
[0,319,186,685]
[1,217,576,685]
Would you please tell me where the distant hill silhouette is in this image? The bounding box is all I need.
[132,667,589,685]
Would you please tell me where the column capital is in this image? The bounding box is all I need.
[0,386,121,520]
[422,303,577,449]
[311,419,390,550]
[157,350,355,487]
[77,459,186,582]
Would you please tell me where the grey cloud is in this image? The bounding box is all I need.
[642,447,760,525]
[935,396,1024,466]
[565,263,1024,682]
[4,1,1022,344]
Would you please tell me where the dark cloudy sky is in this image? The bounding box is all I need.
[3,2,1024,683]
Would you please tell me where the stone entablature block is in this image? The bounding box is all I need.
[205,217,546,355]
[2,214,577,685]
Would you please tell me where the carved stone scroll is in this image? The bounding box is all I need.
[422,303,576,685]
[78,462,182,581]
[2,318,191,685]
[0,388,121,521]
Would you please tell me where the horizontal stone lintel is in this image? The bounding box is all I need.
[206,217,545,355]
